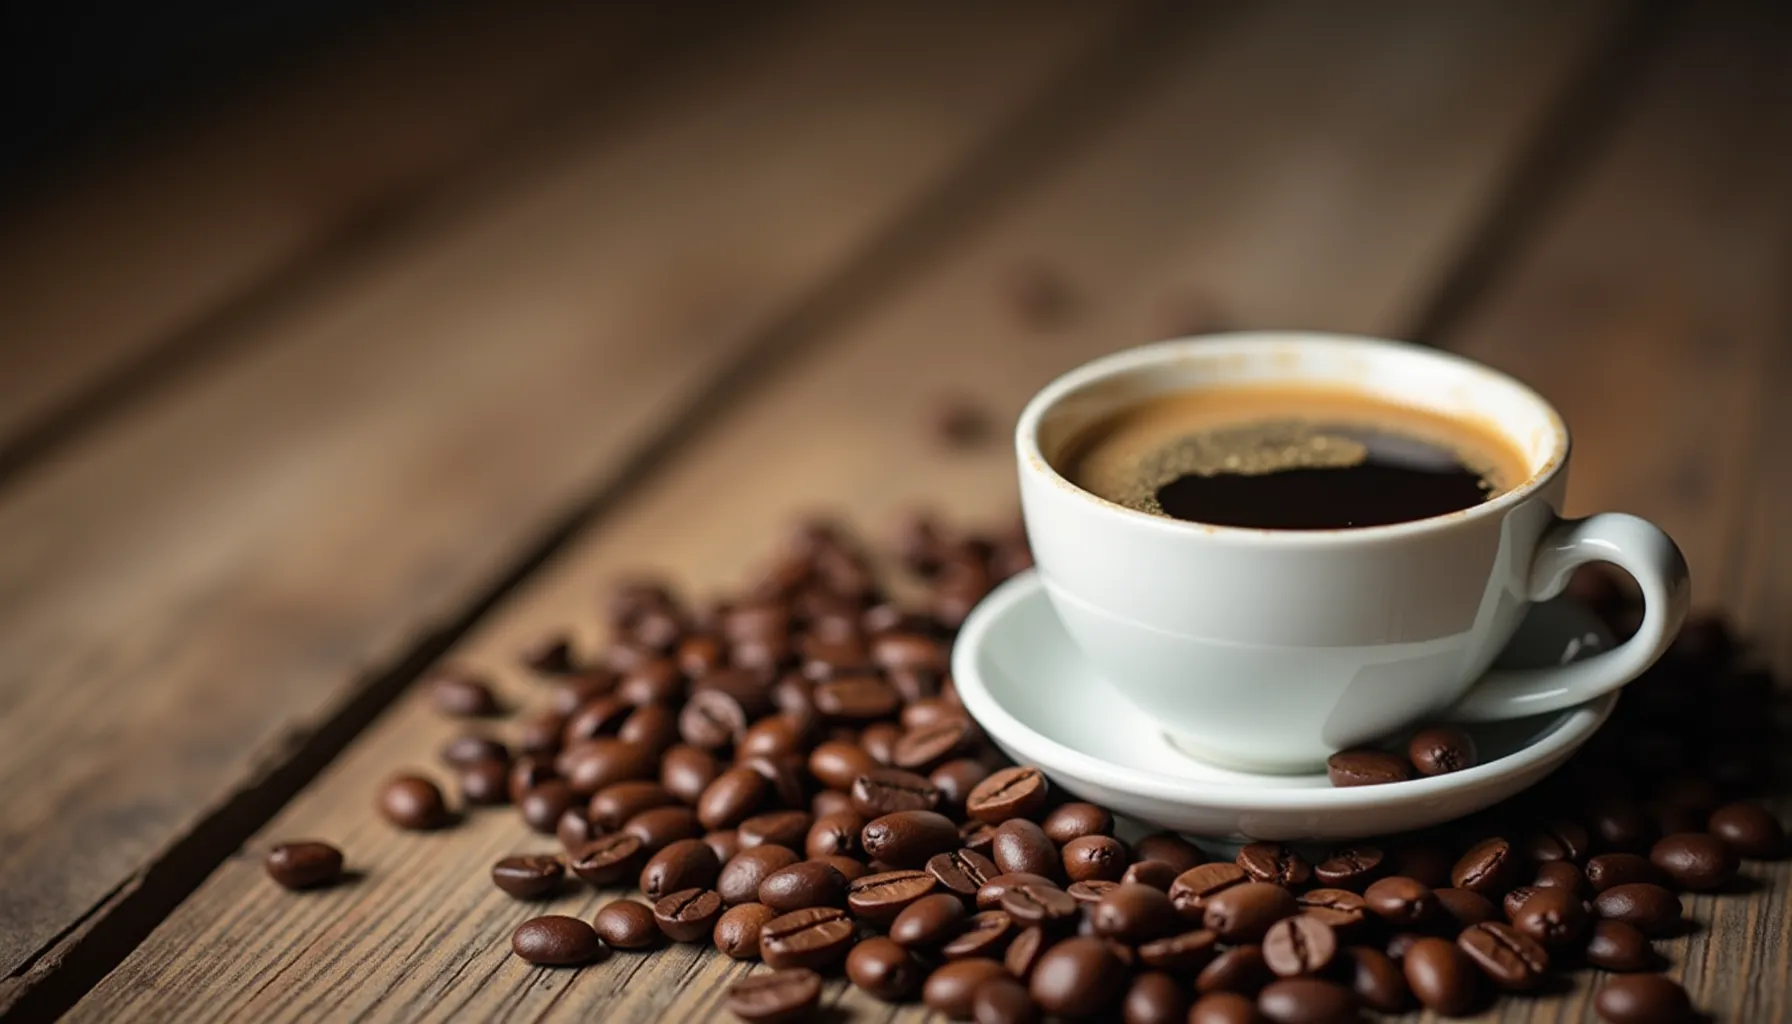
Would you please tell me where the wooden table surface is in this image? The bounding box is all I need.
[3,1,1790,1020]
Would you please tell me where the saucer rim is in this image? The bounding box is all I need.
[951,569,1618,812]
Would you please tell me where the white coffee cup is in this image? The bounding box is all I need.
[1017,332,1690,774]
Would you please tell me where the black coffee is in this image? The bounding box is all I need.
[1058,386,1529,530]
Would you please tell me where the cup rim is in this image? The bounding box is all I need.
[1016,331,1569,546]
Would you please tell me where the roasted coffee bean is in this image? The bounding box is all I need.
[1030,936,1125,1017]
[679,689,747,750]
[705,829,740,865]
[1001,882,1079,926]
[1263,915,1338,977]
[623,805,702,853]
[459,758,510,806]
[1091,884,1179,943]
[563,696,631,746]
[517,715,565,757]
[757,860,848,914]
[1435,887,1499,928]
[1593,883,1682,935]
[1063,835,1129,883]
[593,899,660,950]
[1188,992,1262,1024]
[1593,974,1694,1024]
[441,734,509,767]
[1257,978,1358,1024]
[378,774,450,830]
[1123,971,1188,1024]
[617,659,683,706]
[1311,845,1383,890]
[1134,833,1207,873]
[619,702,681,752]
[1325,749,1412,786]
[941,909,1014,959]
[861,722,902,765]
[886,891,965,947]
[760,906,855,970]
[851,768,942,817]
[589,781,676,830]
[967,766,1049,823]
[696,767,768,831]
[1502,885,1539,922]
[639,838,720,901]
[1588,798,1658,852]
[491,854,563,899]
[991,818,1060,879]
[973,977,1040,1024]
[725,966,822,1023]
[1587,852,1671,892]
[864,810,959,867]
[1346,946,1407,1013]
[1296,889,1367,931]
[805,810,866,859]
[1585,919,1661,973]
[561,738,656,795]
[522,635,579,675]
[264,841,343,890]
[660,744,721,805]
[1237,843,1311,887]
[930,848,999,897]
[743,755,806,810]
[846,936,923,1001]
[1067,880,1117,904]
[568,832,643,885]
[1402,936,1475,1015]
[1204,882,1299,943]
[924,958,1008,1019]
[961,820,998,855]
[1510,885,1590,950]
[1523,820,1591,863]
[738,810,813,850]
[549,672,614,717]
[812,789,855,818]
[892,717,976,771]
[1650,832,1739,891]
[1172,862,1250,918]
[1138,929,1218,972]
[511,914,606,966]
[929,759,989,816]
[1196,945,1271,996]
[815,854,868,883]
[814,676,901,720]
[978,872,1058,910]
[847,869,937,923]
[1363,876,1436,927]
[1005,926,1046,979]
[1708,801,1785,857]
[1121,860,1179,891]
[714,901,777,960]
[738,715,805,760]
[1407,725,1477,776]
[1042,803,1114,845]
[1534,860,1588,894]
[1458,921,1548,991]
[519,779,574,834]
[1451,837,1516,895]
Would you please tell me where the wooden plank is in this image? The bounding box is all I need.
[65,3,1620,1021]
[0,2,1126,1013]
[0,1,656,464]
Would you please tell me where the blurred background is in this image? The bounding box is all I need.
[3,0,1791,1018]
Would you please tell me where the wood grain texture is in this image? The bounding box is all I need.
[64,3,1618,1020]
[0,2,1125,1012]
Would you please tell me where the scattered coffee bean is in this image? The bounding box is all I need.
[1363,876,1436,927]
[1594,973,1694,1024]
[1708,801,1785,857]
[760,906,855,970]
[1262,915,1338,977]
[441,734,509,767]
[511,915,606,966]
[1650,832,1739,891]
[430,669,501,717]
[1510,885,1590,950]
[1311,844,1383,890]
[1587,852,1671,892]
[1585,919,1662,973]
[941,909,1014,959]
[1001,882,1078,926]
[1121,860,1178,891]
[804,810,866,860]
[1533,859,1588,893]
[1325,749,1412,787]
[1458,921,1549,990]
[972,976,1040,1024]
[1346,945,1407,1012]
[725,967,821,1023]
[712,902,775,960]
[1138,929,1217,972]
[594,899,660,950]
[1451,837,1516,895]
[662,745,723,805]
[1237,843,1311,887]
[1030,936,1125,1017]
[568,832,644,886]
[925,958,1009,1018]
[1004,925,1046,979]
[640,838,720,901]
[518,779,574,834]
[851,767,942,817]
[1402,935,1475,1015]
[1123,971,1188,1024]
[1257,977,1358,1024]
[1203,882,1298,943]
[847,868,937,924]
[1171,862,1250,918]
[846,935,922,1001]
[888,891,966,948]
[491,854,563,899]
[1092,884,1179,943]
[718,845,801,906]
[1062,835,1128,883]
[521,635,579,676]
[1588,799,1659,852]
[1593,883,1683,936]
[1407,725,1477,776]
[758,860,848,913]
[264,841,344,890]
[1188,992,1261,1024]
[1134,833,1207,874]
[1434,887,1498,928]
[1195,944,1271,996]
[377,774,450,830]
[1041,803,1114,845]
[978,872,1057,910]
[930,847,999,897]
[1295,888,1367,930]
[459,758,511,806]
[737,810,812,850]
[966,766,1048,823]
[1524,819,1591,863]
[993,819,1059,878]
[653,887,724,942]
[864,810,960,867]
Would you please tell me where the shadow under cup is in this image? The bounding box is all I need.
[1016,333,1569,774]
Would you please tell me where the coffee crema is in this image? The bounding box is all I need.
[1057,386,1531,530]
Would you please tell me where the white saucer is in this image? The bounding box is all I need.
[952,570,1618,842]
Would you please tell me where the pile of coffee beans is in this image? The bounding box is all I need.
[267,514,1785,1024]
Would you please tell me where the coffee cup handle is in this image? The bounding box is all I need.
[1448,513,1691,722]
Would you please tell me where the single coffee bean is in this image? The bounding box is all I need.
[430,668,501,717]
[1510,885,1590,950]
[588,781,675,830]
[1093,884,1180,943]
[930,848,999,897]
[377,774,449,830]
[518,779,574,834]
[705,829,741,866]
[677,689,747,750]
[1346,946,1407,1013]
[1311,844,1383,890]
[1237,843,1311,887]
[977,872,1058,910]
[1122,971,1188,1024]
[993,819,1062,879]
[1063,835,1129,883]
[593,899,660,950]
[1262,915,1338,977]
[966,766,1049,823]
[811,789,855,818]
[923,958,1008,1019]
[516,712,566,757]
[1587,852,1671,892]
[1138,928,1217,972]
[1134,833,1207,873]
[1005,925,1046,979]
[887,890,966,947]
[1002,882,1079,926]
[1451,837,1516,895]
[1523,819,1591,863]
[930,758,989,816]
[851,768,942,817]
[847,869,937,923]
[639,838,720,901]
[458,758,510,806]
[264,841,343,890]
[568,832,644,885]
[738,810,813,850]
[1041,803,1114,845]
[441,733,509,768]
[1585,919,1662,972]
[1587,798,1659,852]
[758,860,848,914]
[961,820,998,856]
[1121,860,1178,891]
[714,901,777,960]
[941,909,1014,959]
[1533,860,1588,894]
[725,966,822,1023]
[1458,921,1548,990]
[1650,832,1739,891]
[491,854,564,899]
[805,810,866,860]
[510,914,607,967]
[892,717,976,772]
[1067,880,1117,906]
[864,810,960,868]
[737,714,804,760]
[1708,801,1785,857]
[521,634,579,675]
[1593,883,1683,936]
[652,887,723,942]
[808,740,877,791]
[842,935,922,1001]
[1257,977,1358,1024]
[560,738,658,795]
[1363,876,1436,927]
[760,906,855,970]
[1204,882,1299,943]
[1326,749,1412,787]
[973,977,1040,1024]
[1188,992,1261,1024]
[1502,885,1539,923]
[1593,974,1694,1024]
[814,675,901,720]
[1407,725,1477,776]
[694,767,768,831]
[1435,887,1498,928]
[1295,889,1367,931]
[1402,936,1475,1015]
[1196,945,1271,996]
[1172,862,1250,918]
[660,745,721,805]
[622,803,700,852]
[1030,936,1125,1017]
[562,695,630,747]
